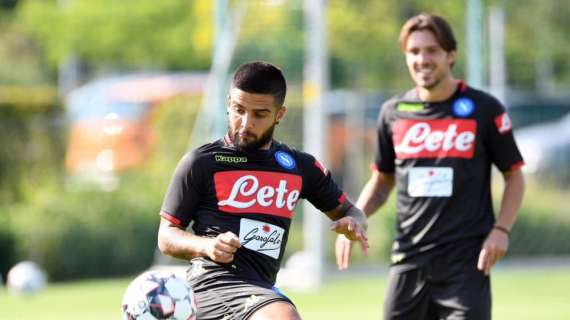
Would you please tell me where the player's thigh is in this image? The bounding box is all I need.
[248,301,301,320]
[433,259,491,320]
[384,267,432,320]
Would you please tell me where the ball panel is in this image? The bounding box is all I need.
[173,299,196,320]
[164,277,190,300]
[122,270,197,320]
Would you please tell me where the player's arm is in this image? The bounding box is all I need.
[335,170,394,270]
[327,200,369,251]
[356,170,395,216]
[478,168,525,275]
[158,217,241,264]
[495,168,525,231]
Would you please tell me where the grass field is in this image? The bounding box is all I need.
[1,267,569,319]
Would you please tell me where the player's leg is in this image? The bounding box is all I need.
[431,245,491,320]
[433,269,490,319]
[248,301,301,320]
[384,266,432,320]
[190,269,298,320]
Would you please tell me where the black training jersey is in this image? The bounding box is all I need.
[374,81,524,266]
[160,136,346,285]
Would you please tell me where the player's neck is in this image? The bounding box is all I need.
[416,76,457,102]
[259,140,273,150]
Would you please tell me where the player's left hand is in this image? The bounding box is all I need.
[330,216,369,255]
[477,228,509,276]
[335,234,354,270]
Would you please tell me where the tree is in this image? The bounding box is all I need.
[16,0,214,73]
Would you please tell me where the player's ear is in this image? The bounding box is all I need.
[276,106,286,124]
[447,50,457,67]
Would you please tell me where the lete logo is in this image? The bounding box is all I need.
[214,171,302,218]
[393,119,477,159]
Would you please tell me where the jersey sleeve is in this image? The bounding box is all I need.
[483,98,525,172]
[373,102,397,173]
[160,151,204,228]
[298,153,346,213]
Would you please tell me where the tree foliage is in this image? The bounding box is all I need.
[6,0,569,90]
[17,0,213,72]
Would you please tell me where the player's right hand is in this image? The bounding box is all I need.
[335,234,354,270]
[206,231,241,264]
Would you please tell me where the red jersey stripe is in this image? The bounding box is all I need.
[338,192,347,204]
[510,160,525,171]
[160,211,183,226]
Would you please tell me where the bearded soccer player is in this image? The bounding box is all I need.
[335,14,525,320]
[158,61,368,320]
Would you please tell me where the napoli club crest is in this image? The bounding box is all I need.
[274,151,296,170]
[452,98,475,117]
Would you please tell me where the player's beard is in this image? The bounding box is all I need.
[418,72,444,90]
[229,123,276,153]
[413,67,443,90]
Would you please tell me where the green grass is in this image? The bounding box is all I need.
[1,268,569,319]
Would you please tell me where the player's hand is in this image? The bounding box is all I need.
[477,228,509,276]
[335,234,354,270]
[330,216,368,262]
[206,231,241,264]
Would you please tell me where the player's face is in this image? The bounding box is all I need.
[405,30,456,90]
[227,88,285,152]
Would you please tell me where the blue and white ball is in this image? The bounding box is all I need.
[122,270,197,320]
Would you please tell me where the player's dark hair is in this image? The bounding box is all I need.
[231,61,287,107]
[399,13,457,53]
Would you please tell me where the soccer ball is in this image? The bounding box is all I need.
[6,261,47,295]
[122,270,197,320]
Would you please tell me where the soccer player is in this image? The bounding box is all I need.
[158,61,369,320]
[335,13,525,319]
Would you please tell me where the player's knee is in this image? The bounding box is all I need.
[249,301,301,320]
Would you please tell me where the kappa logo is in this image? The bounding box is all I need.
[214,171,302,218]
[215,154,248,163]
[393,119,477,159]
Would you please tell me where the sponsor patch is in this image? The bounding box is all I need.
[215,154,247,163]
[274,151,296,170]
[452,97,475,117]
[408,167,453,197]
[239,218,284,259]
[215,171,302,218]
[494,112,512,134]
[393,119,477,159]
[397,102,424,112]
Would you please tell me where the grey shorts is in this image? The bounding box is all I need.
[187,261,294,320]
